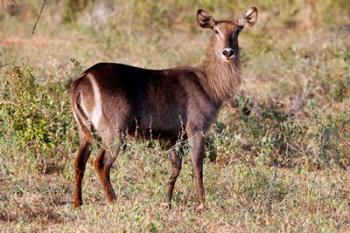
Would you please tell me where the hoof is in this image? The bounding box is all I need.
[196,203,205,212]
[160,202,171,209]
[107,193,117,204]
[107,198,117,205]
[73,200,83,208]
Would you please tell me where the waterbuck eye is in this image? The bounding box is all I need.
[214,29,219,34]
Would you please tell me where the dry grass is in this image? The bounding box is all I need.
[1,1,350,232]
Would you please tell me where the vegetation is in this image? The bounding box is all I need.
[0,0,350,232]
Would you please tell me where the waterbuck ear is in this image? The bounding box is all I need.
[238,7,258,27]
[197,9,216,29]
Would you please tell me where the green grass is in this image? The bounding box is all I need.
[1,0,350,232]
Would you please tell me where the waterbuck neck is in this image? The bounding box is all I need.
[199,43,241,103]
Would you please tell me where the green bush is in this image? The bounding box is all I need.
[0,67,76,171]
[207,92,350,169]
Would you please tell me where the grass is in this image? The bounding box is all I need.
[1,0,350,232]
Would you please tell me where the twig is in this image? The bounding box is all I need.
[287,142,307,156]
[0,63,12,69]
[32,0,47,34]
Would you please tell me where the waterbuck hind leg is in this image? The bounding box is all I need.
[93,132,126,203]
[166,148,183,207]
[73,139,92,207]
[94,149,117,203]
[189,134,205,210]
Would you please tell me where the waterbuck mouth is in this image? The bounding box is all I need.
[221,54,235,63]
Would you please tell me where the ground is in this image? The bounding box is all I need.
[1,1,350,232]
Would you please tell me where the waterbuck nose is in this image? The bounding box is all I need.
[222,48,234,59]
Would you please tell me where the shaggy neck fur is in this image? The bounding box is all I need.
[198,40,241,103]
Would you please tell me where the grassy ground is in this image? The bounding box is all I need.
[1,1,350,232]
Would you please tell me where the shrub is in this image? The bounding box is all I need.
[0,67,76,172]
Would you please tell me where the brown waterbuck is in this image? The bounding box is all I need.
[70,7,258,210]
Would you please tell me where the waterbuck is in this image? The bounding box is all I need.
[70,7,258,210]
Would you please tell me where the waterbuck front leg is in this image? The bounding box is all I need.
[166,147,183,207]
[189,132,205,210]
[73,138,92,207]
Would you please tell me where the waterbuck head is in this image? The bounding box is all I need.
[197,7,258,63]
